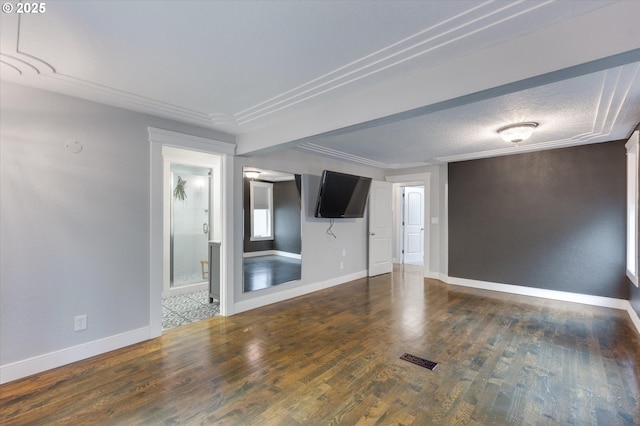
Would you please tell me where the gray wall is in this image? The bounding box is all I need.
[0,81,233,366]
[448,140,628,299]
[235,151,385,303]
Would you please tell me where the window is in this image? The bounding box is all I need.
[627,130,639,286]
[250,181,273,241]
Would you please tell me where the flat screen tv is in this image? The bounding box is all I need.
[314,170,372,218]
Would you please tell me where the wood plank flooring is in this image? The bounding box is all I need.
[2,265,639,425]
[243,255,302,292]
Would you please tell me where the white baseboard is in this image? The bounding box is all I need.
[424,271,448,281]
[446,276,640,335]
[233,270,367,314]
[446,276,629,309]
[625,301,640,336]
[243,250,301,260]
[0,327,152,384]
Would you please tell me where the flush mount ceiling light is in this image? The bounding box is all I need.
[244,170,260,179]
[497,122,538,145]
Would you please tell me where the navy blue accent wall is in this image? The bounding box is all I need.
[449,140,628,299]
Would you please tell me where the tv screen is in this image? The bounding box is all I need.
[314,170,372,218]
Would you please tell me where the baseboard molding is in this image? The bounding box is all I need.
[446,276,629,309]
[625,301,640,336]
[424,271,448,281]
[243,250,301,260]
[233,270,367,314]
[0,327,152,384]
[446,276,640,335]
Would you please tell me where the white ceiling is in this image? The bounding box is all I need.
[1,1,639,169]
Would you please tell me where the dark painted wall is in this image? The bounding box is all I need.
[449,140,628,299]
[631,280,640,316]
[274,180,302,254]
[632,132,640,316]
[243,178,301,254]
[243,178,273,252]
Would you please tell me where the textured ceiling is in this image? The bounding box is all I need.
[1,0,638,169]
[298,64,640,167]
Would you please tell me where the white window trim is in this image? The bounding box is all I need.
[250,181,274,241]
[626,130,639,286]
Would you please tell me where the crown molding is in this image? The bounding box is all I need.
[0,14,238,131]
[436,63,640,163]
[1,1,560,134]
[296,143,389,168]
[234,1,554,127]
[298,60,639,168]
[296,143,435,169]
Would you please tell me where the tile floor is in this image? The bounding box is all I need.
[173,272,205,287]
[162,289,220,330]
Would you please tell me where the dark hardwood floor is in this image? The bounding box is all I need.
[243,255,302,292]
[2,265,639,425]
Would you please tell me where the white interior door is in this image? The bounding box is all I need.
[368,180,393,276]
[403,186,424,265]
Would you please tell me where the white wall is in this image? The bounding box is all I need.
[233,150,385,312]
[0,82,234,382]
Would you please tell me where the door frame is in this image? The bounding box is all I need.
[386,173,431,275]
[149,128,235,337]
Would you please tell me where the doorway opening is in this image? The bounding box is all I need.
[149,127,235,336]
[387,172,431,276]
[170,164,211,289]
[161,147,223,329]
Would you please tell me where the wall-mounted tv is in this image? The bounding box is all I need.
[314,170,372,218]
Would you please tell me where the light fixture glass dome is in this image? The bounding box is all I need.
[497,122,538,144]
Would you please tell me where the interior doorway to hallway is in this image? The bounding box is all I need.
[387,173,431,275]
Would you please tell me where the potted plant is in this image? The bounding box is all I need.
[173,176,187,201]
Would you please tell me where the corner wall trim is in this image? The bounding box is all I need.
[0,327,152,384]
[233,270,367,314]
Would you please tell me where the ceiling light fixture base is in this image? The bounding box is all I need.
[497,122,538,145]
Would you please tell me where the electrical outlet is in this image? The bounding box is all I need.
[340,262,344,270]
[342,249,346,257]
[74,314,87,331]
